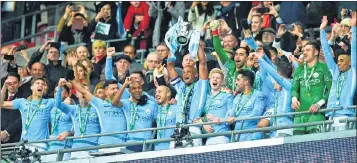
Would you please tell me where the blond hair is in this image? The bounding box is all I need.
[209,68,224,79]
[92,40,107,51]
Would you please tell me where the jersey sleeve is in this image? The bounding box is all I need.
[351,26,356,69]
[320,29,338,74]
[55,87,74,114]
[11,98,25,110]
[250,93,266,117]
[259,58,291,90]
[105,57,116,80]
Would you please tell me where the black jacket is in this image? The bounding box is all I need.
[58,25,90,45]
[220,2,251,38]
[1,89,23,143]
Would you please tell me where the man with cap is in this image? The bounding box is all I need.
[320,13,356,131]
[261,27,276,47]
[27,40,67,97]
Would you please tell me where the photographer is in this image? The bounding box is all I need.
[58,4,91,45]
[0,46,29,84]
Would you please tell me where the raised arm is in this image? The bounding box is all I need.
[71,80,92,103]
[0,81,13,109]
[166,51,179,80]
[198,42,208,80]
[28,41,51,69]
[351,12,356,69]
[212,31,230,65]
[55,81,72,114]
[105,47,117,80]
[112,77,131,107]
[320,16,338,73]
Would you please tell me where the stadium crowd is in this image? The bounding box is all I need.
[0,1,356,161]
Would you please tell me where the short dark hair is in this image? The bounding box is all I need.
[7,72,20,81]
[238,69,255,87]
[156,43,169,50]
[103,79,118,88]
[304,40,320,53]
[124,44,136,51]
[276,55,293,79]
[30,62,46,70]
[130,70,145,79]
[236,46,250,57]
[63,85,70,94]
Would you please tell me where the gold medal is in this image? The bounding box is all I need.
[81,134,84,138]
[50,135,53,139]
[23,130,27,135]
[180,114,183,118]
[336,101,340,106]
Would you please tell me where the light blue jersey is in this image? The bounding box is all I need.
[89,96,127,145]
[172,79,209,123]
[258,58,294,137]
[105,57,155,101]
[12,98,55,146]
[203,91,234,133]
[321,27,356,117]
[231,90,266,142]
[48,107,73,150]
[55,88,100,152]
[246,36,276,112]
[121,99,158,141]
[154,104,179,151]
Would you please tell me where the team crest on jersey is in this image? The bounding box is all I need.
[146,109,151,114]
[61,113,66,116]
[91,113,97,118]
[247,100,251,106]
[215,100,220,105]
[313,72,319,78]
[39,104,46,109]
[167,111,173,117]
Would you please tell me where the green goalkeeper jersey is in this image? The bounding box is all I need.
[292,61,332,112]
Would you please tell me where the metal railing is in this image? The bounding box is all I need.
[1,106,355,161]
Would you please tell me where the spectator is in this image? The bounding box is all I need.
[91,40,107,85]
[143,52,160,84]
[121,44,142,70]
[320,14,356,131]
[1,73,22,144]
[0,46,20,82]
[291,40,332,135]
[217,2,252,37]
[149,2,185,48]
[188,2,216,42]
[76,46,90,60]
[155,43,169,65]
[58,5,91,45]
[222,34,239,50]
[28,41,67,97]
[227,69,266,141]
[88,2,118,41]
[124,2,150,49]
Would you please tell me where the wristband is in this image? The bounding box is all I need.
[316,99,326,107]
[212,29,219,36]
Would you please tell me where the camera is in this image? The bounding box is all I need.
[4,55,14,61]
[240,18,250,30]
[15,45,27,52]
[284,24,294,31]
[256,7,270,14]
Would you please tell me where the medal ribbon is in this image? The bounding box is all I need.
[180,82,196,114]
[50,108,62,136]
[158,104,170,138]
[234,90,254,117]
[336,72,347,102]
[303,63,316,95]
[78,105,91,136]
[25,98,43,132]
[129,102,138,130]
[273,92,281,127]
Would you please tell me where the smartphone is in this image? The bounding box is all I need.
[4,55,14,61]
[65,70,75,81]
[256,7,270,14]
[15,45,27,52]
[240,18,250,30]
[284,24,294,31]
[72,18,84,30]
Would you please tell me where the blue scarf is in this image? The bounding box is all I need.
[116,2,126,38]
[218,3,235,19]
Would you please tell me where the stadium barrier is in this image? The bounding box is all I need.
[1,106,355,161]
